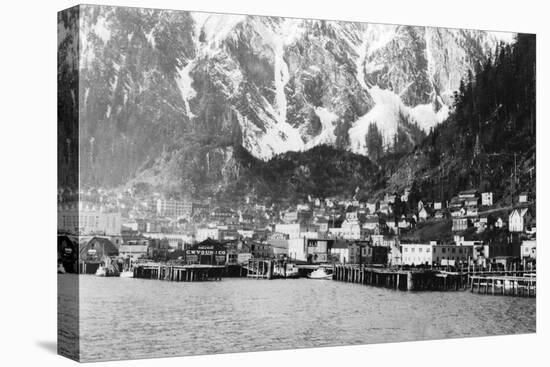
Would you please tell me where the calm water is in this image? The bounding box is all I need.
[58,275,536,362]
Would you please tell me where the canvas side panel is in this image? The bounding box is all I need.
[57,5,81,362]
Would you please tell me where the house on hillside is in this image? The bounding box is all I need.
[459,189,479,200]
[452,217,469,232]
[495,217,505,229]
[464,197,479,208]
[519,192,530,203]
[366,201,378,214]
[509,208,534,233]
[385,193,397,204]
[481,192,493,206]
[401,188,411,203]
[418,207,430,222]
[378,201,390,215]
[362,215,381,232]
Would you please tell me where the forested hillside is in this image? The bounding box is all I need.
[386,33,536,207]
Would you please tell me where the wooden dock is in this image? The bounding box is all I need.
[333,265,536,296]
[244,259,274,279]
[334,265,469,292]
[469,275,536,297]
[134,263,225,282]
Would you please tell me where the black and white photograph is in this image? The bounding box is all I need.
[53,1,537,363]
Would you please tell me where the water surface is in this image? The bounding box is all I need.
[58,275,536,361]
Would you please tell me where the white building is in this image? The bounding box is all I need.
[145,232,194,249]
[195,227,221,242]
[481,192,493,206]
[521,240,536,260]
[275,223,318,239]
[156,199,192,218]
[118,244,149,260]
[509,208,532,232]
[58,202,122,235]
[400,243,433,266]
[287,238,307,261]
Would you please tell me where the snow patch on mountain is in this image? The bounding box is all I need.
[349,86,448,155]
[235,105,305,160]
[79,12,112,68]
[192,13,246,50]
[305,107,339,148]
[176,60,196,118]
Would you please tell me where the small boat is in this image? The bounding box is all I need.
[95,265,107,277]
[57,263,66,274]
[285,263,300,278]
[120,270,134,278]
[307,268,333,280]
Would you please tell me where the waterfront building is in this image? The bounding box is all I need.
[521,240,536,261]
[330,239,349,263]
[79,236,119,262]
[432,244,472,266]
[184,239,227,265]
[287,238,307,261]
[118,244,149,260]
[388,242,402,266]
[400,243,432,266]
[306,238,331,263]
[145,232,193,249]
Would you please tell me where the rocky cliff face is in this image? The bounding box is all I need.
[59,5,515,190]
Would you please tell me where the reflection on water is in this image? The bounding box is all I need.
[58,275,536,362]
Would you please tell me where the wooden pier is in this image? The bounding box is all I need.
[469,275,536,297]
[134,264,225,282]
[334,265,470,292]
[333,265,536,296]
[244,259,274,279]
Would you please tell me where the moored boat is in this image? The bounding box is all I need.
[95,265,107,277]
[307,268,333,280]
[120,270,134,278]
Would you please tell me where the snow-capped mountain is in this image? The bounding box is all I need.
[60,5,515,187]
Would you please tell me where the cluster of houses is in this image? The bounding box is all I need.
[58,185,536,272]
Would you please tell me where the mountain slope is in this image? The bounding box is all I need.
[59,5,515,189]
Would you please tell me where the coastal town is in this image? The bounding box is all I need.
[57,183,536,285]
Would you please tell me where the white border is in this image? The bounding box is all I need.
[0,0,546,366]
